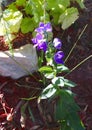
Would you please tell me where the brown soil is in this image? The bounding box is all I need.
[0,0,92,130]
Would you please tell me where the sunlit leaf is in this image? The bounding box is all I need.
[39,66,53,73]
[40,84,56,99]
[3,9,22,33]
[58,7,79,29]
[21,17,36,33]
[16,0,26,6]
[0,9,22,43]
[56,64,69,73]
[39,66,55,79]
[47,0,70,11]
[0,9,22,40]
[45,72,55,79]
[45,50,54,66]
[52,76,64,87]
[64,79,77,87]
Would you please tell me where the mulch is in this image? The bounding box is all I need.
[0,0,92,129]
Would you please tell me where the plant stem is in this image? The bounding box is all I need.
[64,55,92,77]
[64,24,88,63]
[43,0,46,23]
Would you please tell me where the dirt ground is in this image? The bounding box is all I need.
[0,0,92,130]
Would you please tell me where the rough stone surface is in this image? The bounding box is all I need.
[0,44,38,79]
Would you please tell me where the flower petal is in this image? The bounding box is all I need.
[37,42,48,52]
[54,51,64,64]
[44,23,52,32]
[53,38,62,49]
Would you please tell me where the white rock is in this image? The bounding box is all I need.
[0,44,38,79]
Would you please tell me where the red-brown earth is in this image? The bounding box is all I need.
[0,0,92,130]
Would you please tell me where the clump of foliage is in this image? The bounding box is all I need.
[0,0,85,45]
[0,0,86,129]
[31,22,85,130]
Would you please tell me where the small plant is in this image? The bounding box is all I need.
[0,0,90,129]
[0,0,85,47]
[32,22,85,130]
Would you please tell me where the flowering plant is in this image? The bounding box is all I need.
[32,22,85,130]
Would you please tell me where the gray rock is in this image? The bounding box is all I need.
[0,44,38,79]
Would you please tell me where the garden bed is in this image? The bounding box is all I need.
[0,0,92,130]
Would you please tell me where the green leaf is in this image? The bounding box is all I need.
[25,1,32,15]
[56,65,69,73]
[75,0,85,9]
[30,0,43,23]
[39,66,53,73]
[44,72,55,79]
[47,0,58,10]
[58,7,79,30]
[16,0,26,6]
[68,112,85,130]
[52,76,76,88]
[45,50,54,66]
[64,79,77,87]
[21,102,28,116]
[50,11,61,24]
[70,0,85,9]
[21,17,36,33]
[40,84,56,99]
[0,9,22,44]
[52,76,64,87]
[40,12,50,23]
[55,90,85,130]
[0,9,22,35]
[58,0,70,9]
[3,9,22,33]
[47,0,70,11]
[39,66,55,79]
[8,3,18,11]
[28,106,35,122]
[60,121,72,130]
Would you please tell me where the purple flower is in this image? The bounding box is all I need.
[54,51,64,64]
[32,22,52,52]
[32,33,44,45]
[35,22,52,33]
[44,22,52,32]
[37,41,47,52]
[53,38,62,50]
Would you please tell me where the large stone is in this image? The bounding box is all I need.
[0,44,38,79]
